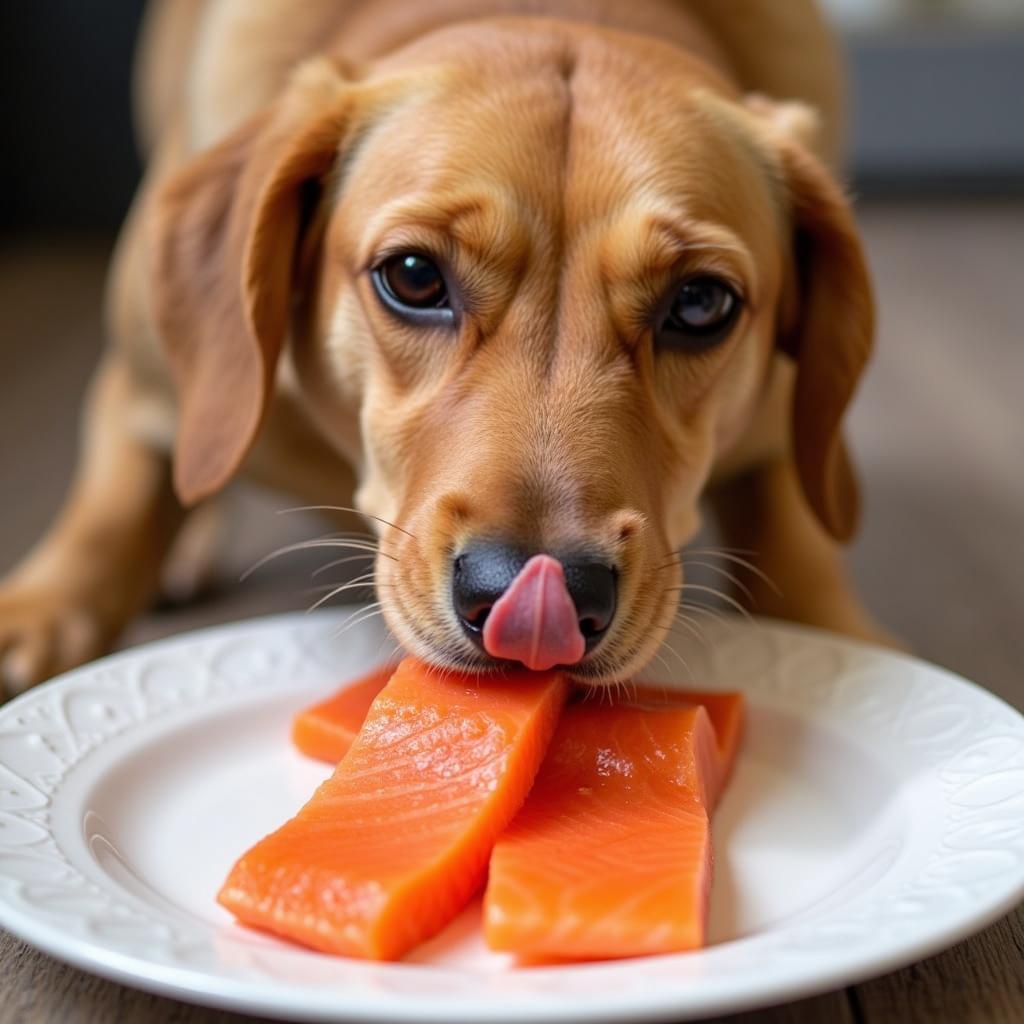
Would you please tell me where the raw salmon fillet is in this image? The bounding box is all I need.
[293,678,744,803]
[483,703,719,960]
[291,666,392,763]
[629,685,745,807]
[219,658,568,960]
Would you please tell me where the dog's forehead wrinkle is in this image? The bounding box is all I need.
[547,35,582,381]
[610,208,752,266]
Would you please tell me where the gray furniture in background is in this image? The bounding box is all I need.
[1,2,1022,235]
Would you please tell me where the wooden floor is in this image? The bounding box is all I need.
[1,200,1022,1023]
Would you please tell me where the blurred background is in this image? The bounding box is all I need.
[0,0,1022,702]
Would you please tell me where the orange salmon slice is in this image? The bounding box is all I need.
[292,677,744,801]
[290,666,393,763]
[219,658,568,960]
[628,684,745,807]
[483,703,718,960]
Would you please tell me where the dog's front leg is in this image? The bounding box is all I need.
[707,457,900,647]
[0,358,184,695]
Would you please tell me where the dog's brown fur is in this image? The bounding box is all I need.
[0,0,891,693]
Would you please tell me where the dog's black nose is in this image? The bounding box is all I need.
[562,559,618,641]
[451,543,617,652]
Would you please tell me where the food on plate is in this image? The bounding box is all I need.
[293,676,744,800]
[290,665,392,763]
[223,660,744,963]
[627,685,745,805]
[218,658,568,959]
[483,703,720,959]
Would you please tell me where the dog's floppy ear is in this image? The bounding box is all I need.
[149,59,352,505]
[750,98,875,542]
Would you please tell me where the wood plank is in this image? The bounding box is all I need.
[711,991,856,1024]
[0,930,258,1024]
[850,908,1024,1024]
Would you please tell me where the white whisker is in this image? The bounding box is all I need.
[678,600,730,626]
[678,601,742,640]
[669,610,709,646]
[331,602,385,641]
[646,651,673,681]
[680,583,755,623]
[658,637,694,680]
[683,545,757,557]
[374,632,402,665]
[682,548,781,596]
[303,574,379,595]
[278,505,416,539]
[311,553,376,580]
[679,559,755,604]
[241,538,393,582]
[305,574,379,613]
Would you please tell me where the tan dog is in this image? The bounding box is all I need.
[0,0,889,693]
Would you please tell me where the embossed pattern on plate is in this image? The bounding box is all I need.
[1,612,1022,1023]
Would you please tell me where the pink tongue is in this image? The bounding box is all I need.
[481,554,586,671]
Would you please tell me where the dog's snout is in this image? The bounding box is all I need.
[452,543,617,669]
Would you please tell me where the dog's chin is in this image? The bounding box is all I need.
[565,618,675,687]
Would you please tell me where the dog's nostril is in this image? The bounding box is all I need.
[461,605,492,632]
[451,543,529,640]
[563,561,617,645]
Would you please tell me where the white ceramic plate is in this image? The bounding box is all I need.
[1,611,1023,1023]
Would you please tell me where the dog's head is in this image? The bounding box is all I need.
[151,20,873,683]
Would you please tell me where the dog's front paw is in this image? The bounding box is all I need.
[0,586,107,698]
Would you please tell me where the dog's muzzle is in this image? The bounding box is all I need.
[451,544,617,670]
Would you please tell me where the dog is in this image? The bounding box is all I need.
[0,0,891,694]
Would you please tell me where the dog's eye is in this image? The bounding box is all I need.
[381,254,447,307]
[373,253,453,326]
[656,276,741,350]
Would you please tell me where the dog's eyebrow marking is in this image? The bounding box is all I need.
[358,189,530,266]
[649,219,749,259]
[604,212,755,287]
